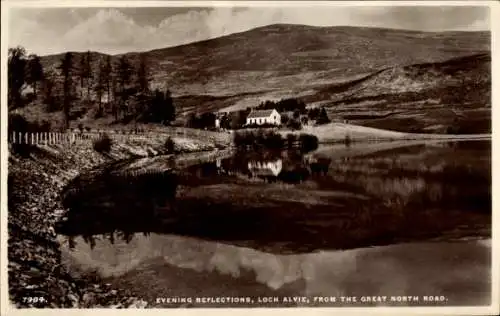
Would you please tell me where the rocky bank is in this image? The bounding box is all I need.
[7,137,217,308]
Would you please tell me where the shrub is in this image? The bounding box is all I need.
[263,131,284,149]
[315,107,331,125]
[301,116,309,126]
[93,134,112,153]
[288,119,302,131]
[233,129,318,152]
[286,134,296,149]
[281,114,290,125]
[293,109,301,119]
[244,122,279,129]
[446,125,460,134]
[257,98,307,113]
[344,134,352,146]
[298,133,319,152]
[165,137,175,153]
[8,113,51,134]
[94,107,104,119]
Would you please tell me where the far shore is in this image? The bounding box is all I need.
[319,133,491,144]
[273,122,491,144]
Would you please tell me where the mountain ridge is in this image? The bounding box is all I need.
[37,23,490,59]
[16,23,491,133]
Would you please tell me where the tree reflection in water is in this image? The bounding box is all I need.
[57,150,335,252]
[57,142,490,254]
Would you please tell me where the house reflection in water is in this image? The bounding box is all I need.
[248,159,283,181]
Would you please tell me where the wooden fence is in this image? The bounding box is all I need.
[9,131,97,145]
[8,127,232,146]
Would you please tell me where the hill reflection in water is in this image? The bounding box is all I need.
[55,140,491,306]
[58,232,491,307]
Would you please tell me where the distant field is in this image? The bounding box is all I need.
[280,122,491,143]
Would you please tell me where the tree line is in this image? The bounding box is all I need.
[8,46,175,130]
[257,98,307,113]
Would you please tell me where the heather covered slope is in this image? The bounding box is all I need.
[305,53,491,134]
[25,24,491,132]
[140,24,490,94]
[38,24,490,96]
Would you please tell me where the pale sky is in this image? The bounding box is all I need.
[7,6,491,56]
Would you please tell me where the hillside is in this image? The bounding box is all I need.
[300,53,491,134]
[16,24,491,133]
[38,24,489,93]
[141,24,489,94]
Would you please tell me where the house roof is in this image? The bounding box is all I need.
[247,109,277,119]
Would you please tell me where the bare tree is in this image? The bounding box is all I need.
[8,46,27,108]
[78,54,86,98]
[58,52,76,129]
[85,50,93,100]
[26,54,44,99]
[116,55,133,119]
[42,70,57,111]
[94,58,106,115]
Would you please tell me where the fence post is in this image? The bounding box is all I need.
[24,132,28,145]
[31,133,34,145]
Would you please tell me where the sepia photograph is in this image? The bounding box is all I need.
[1,0,498,314]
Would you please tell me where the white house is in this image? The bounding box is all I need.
[246,109,281,126]
[247,159,283,177]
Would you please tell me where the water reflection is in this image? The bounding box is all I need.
[56,140,491,306]
[248,159,283,177]
[190,150,332,184]
[57,141,490,254]
[58,232,491,307]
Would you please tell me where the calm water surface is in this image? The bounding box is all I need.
[56,140,491,307]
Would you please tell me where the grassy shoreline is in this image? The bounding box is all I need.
[278,122,491,144]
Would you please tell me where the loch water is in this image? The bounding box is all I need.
[55,140,491,307]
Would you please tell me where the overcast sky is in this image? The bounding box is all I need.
[8,5,491,56]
